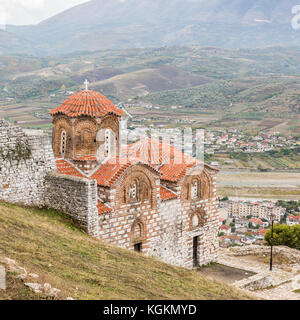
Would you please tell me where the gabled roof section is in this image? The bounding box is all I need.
[90,156,161,187]
[97,201,112,215]
[121,138,205,183]
[50,90,123,118]
[159,162,196,182]
[124,138,195,165]
[160,186,178,201]
[90,157,132,187]
[56,159,85,178]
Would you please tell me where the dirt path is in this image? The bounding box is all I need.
[217,246,300,300]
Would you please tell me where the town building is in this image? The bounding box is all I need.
[228,200,285,222]
[286,215,300,226]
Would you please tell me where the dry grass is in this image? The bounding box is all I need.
[0,271,49,300]
[0,201,253,300]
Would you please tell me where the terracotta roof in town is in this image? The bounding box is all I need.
[56,159,85,178]
[220,224,231,230]
[97,201,112,215]
[50,90,123,118]
[258,229,268,235]
[160,186,178,201]
[249,218,264,225]
[287,215,300,221]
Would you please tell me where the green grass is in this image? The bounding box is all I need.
[0,202,253,300]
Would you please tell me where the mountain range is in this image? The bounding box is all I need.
[1,0,300,56]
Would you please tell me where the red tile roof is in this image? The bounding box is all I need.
[72,156,97,161]
[249,218,264,225]
[90,156,160,187]
[90,157,132,187]
[97,201,112,215]
[56,159,85,178]
[159,163,196,182]
[50,90,123,118]
[122,138,199,183]
[287,215,300,221]
[220,225,231,230]
[258,229,268,236]
[124,138,195,165]
[55,136,216,187]
[160,186,178,201]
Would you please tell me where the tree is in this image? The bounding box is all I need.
[220,196,229,201]
[265,224,300,250]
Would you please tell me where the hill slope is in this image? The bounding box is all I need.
[91,66,211,99]
[0,202,252,300]
[4,0,300,55]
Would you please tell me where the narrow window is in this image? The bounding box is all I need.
[193,236,199,267]
[104,129,111,157]
[129,183,137,201]
[191,180,198,199]
[61,130,67,156]
[192,214,199,228]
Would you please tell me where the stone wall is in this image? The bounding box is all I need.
[0,120,55,206]
[44,173,100,238]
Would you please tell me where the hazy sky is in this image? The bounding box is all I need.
[0,0,90,26]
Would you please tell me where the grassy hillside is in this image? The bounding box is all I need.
[0,202,252,300]
[92,66,211,100]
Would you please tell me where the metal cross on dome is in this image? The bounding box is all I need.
[84,79,89,91]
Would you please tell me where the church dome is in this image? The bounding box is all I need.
[50,90,123,118]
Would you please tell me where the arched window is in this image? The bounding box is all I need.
[61,130,67,156]
[190,210,207,230]
[192,215,199,228]
[82,129,92,147]
[129,183,137,201]
[104,129,111,157]
[191,180,198,199]
[134,223,142,239]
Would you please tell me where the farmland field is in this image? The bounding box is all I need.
[217,171,300,200]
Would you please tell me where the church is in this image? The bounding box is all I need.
[49,85,220,268]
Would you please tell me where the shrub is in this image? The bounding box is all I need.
[265,224,300,250]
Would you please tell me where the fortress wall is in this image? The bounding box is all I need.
[44,173,100,238]
[0,120,55,206]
